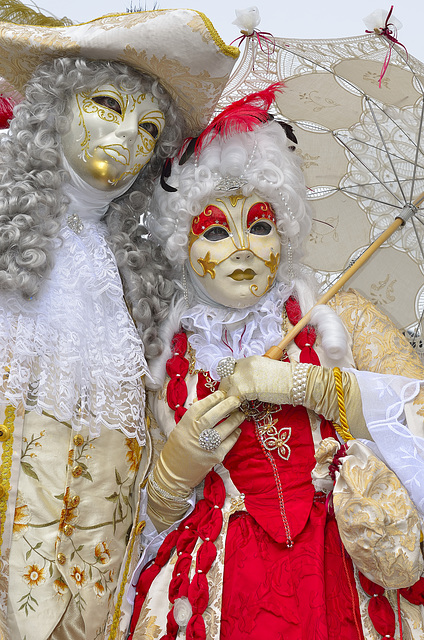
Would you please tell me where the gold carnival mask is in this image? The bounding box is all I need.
[188,194,281,308]
[61,84,165,190]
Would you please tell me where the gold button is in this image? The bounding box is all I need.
[72,465,83,478]
[0,424,10,442]
[63,524,74,537]
[69,495,80,508]
[73,434,84,446]
[0,486,5,499]
[57,553,66,565]
[135,520,146,535]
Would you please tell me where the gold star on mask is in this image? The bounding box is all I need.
[265,251,280,275]
[197,252,218,279]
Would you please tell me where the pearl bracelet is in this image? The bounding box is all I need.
[291,362,312,406]
[148,475,191,504]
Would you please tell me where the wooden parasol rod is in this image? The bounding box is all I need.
[265,194,424,360]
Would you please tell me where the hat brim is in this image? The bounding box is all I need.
[0,9,239,135]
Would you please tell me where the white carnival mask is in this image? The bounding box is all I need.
[61,84,165,191]
[188,193,281,308]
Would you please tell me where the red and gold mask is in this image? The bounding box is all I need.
[188,193,280,308]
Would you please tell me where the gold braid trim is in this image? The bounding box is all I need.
[0,405,15,554]
[107,499,141,640]
[332,367,354,442]
[194,10,240,58]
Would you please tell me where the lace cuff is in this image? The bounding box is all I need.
[349,368,424,514]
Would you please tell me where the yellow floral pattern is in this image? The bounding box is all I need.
[328,289,424,378]
[12,491,30,539]
[53,577,68,597]
[7,411,144,639]
[125,437,142,474]
[333,440,422,589]
[23,563,45,587]
[70,565,86,589]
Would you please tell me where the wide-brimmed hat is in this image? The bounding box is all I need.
[0,9,239,135]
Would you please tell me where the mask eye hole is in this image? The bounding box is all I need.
[249,221,273,236]
[140,122,160,139]
[92,96,122,114]
[203,226,230,241]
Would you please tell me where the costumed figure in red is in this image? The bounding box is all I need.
[128,85,424,640]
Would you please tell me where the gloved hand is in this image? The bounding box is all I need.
[219,356,367,438]
[148,390,244,531]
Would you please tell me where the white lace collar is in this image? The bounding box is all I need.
[180,281,294,380]
[0,170,147,444]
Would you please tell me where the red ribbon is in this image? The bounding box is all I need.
[230,29,276,71]
[365,5,408,88]
[230,29,275,55]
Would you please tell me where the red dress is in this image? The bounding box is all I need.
[220,406,363,640]
[129,403,364,640]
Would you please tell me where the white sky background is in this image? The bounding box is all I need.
[34,0,424,61]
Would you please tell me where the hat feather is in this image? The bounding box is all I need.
[194,81,285,154]
[0,0,72,26]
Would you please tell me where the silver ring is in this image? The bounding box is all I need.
[198,428,222,451]
[216,356,236,379]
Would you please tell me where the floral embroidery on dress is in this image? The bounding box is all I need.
[19,563,46,615]
[13,491,31,539]
[125,437,142,474]
[70,565,86,589]
[53,577,68,598]
[71,435,97,482]
[58,487,79,533]
[23,564,45,587]
[20,428,45,481]
[9,413,143,636]
[94,580,106,598]
[94,541,111,565]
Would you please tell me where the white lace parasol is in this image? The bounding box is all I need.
[220,21,424,357]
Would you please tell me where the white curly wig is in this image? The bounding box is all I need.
[147,119,311,288]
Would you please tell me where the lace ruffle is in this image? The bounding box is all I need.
[180,282,294,379]
[0,221,147,444]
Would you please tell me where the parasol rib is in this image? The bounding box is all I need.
[366,97,407,202]
[331,187,404,208]
[346,138,424,173]
[409,93,424,203]
[265,198,422,360]
[410,216,424,263]
[334,132,405,205]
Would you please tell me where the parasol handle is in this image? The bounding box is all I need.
[265,196,424,360]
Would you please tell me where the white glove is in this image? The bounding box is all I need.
[148,390,243,530]
[219,356,367,437]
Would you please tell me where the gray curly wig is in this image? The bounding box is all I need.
[0,56,186,357]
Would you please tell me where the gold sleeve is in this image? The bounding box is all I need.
[328,288,424,377]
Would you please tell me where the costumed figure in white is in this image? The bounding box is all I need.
[0,9,239,640]
[128,86,424,640]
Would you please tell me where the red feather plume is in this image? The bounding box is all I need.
[194,81,284,155]
[0,96,15,129]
